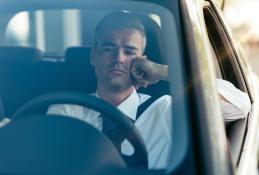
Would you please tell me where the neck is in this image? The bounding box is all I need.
[97,86,134,106]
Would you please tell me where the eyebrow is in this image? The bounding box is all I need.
[100,42,140,52]
[100,42,116,47]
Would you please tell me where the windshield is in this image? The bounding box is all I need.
[0,1,189,173]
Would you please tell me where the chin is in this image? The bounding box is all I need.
[108,80,133,92]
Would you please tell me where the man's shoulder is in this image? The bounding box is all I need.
[138,93,171,105]
[152,94,172,106]
[136,93,172,119]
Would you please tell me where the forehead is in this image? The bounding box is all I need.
[96,29,144,50]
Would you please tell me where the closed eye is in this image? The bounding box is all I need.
[102,46,115,52]
[124,50,137,56]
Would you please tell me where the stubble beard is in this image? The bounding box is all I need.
[106,76,133,92]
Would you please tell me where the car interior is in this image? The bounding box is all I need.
[0,6,175,174]
[0,1,253,174]
[0,11,170,119]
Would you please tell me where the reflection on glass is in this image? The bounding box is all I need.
[5,12,29,46]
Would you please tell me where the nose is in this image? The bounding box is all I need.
[114,48,126,63]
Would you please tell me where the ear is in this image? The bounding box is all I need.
[90,48,95,66]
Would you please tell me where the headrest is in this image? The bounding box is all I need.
[0,46,41,64]
[65,46,91,63]
[136,15,169,95]
[137,14,165,64]
[65,46,96,93]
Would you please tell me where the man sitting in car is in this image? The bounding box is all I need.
[47,11,251,169]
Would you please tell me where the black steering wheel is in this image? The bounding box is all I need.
[12,91,148,168]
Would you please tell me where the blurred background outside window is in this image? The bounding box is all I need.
[223,0,259,75]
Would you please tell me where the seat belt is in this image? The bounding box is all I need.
[135,95,161,121]
[103,95,162,168]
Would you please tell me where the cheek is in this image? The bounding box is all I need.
[94,56,109,67]
[125,57,135,67]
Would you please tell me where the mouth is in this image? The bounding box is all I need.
[108,68,127,75]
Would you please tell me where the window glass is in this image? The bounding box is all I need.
[4,10,163,54]
[0,1,189,172]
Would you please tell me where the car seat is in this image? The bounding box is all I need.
[0,46,42,117]
[64,46,96,93]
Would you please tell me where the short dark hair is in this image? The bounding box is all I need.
[94,11,146,52]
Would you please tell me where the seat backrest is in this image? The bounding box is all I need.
[137,14,170,96]
[137,14,165,64]
[64,46,96,93]
[0,46,97,117]
[0,46,42,117]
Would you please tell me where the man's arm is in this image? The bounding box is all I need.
[131,58,251,120]
[216,79,251,121]
[131,56,168,89]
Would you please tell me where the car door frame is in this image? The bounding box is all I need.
[179,0,234,174]
[201,0,259,174]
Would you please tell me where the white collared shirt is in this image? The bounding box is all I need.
[48,89,172,169]
[216,79,251,121]
[47,79,251,169]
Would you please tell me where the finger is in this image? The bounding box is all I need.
[131,69,143,79]
[130,59,139,77]
[133,79,149,87]
[131,62,144,78]
[134,72,144,79]
[135,55,148,60]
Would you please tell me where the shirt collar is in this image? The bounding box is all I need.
[95,89,140,121]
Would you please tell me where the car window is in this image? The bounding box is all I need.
[203,2,248,92]
[203,1,251,167]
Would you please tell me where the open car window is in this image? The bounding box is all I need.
[203,1,252,167]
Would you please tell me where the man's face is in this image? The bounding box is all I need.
[91,29,144,92]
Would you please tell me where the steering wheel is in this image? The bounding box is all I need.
[12,91,148,168]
